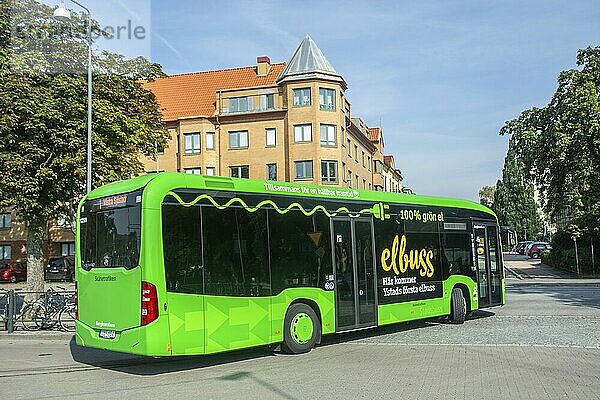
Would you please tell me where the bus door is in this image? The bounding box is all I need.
[331,217,377,331]
[473,222,503,307]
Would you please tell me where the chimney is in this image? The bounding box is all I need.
[257,56,271,76]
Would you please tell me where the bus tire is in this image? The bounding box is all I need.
[449,287,466,324]
[282,303,321,354]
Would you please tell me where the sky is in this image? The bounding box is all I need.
[43,0,600,201]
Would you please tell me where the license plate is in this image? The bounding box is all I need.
[99,330,116,339]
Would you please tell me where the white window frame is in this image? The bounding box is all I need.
[206,132,215,150]
[294,161,313,179]
[320,124,336,146]
[319,88,335,110]
[266,128,276,147]
[292,88,311,106]
[228,96,254,113]
[183,133,201,154]
[259,94,275,111]
[229,130,249,149]
[321,160,338,183]
[294,124,312,142]
[266,163,277,180]
[184,168,202,175]
[205,167,216,176]
[230,165,249,179]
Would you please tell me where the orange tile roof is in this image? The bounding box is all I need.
[368,127,380,142]
[143,63,286,121]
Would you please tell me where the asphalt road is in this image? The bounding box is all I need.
[1,256,599,400]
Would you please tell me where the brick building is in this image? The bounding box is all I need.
[141,35,404,191]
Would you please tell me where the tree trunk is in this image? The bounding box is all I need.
[26,222,45,293]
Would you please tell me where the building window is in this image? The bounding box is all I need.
[368,156,371,171]
[61,242,75,256]
[206,167,216,176]
[362,151,365,167]
[320,124,336,146]
[355,175,359,188]
[184,168,201,175]
[294,161,313,179]
[369,183,372,190]
[321,160,338,183]
[259,94,275,111]
[230,166,249,179]
[347,139,351,155]
[266,163,277,180]
[363,179,366,189]
[342,162,346,181]
[294,124,312,142]
[354,144,358,160]
[156,143,164,154]
[184,133,201,154]
[229,130,248,149]
[319,88,335,110]
[228,96,254,113]
[206,132,215,150]
[348,170,352,187]
[266,128,276,147]
[0,213,11,228]
[0,245,10,260]
[292,88,311,106]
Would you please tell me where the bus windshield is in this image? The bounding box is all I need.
[80,191,142,270]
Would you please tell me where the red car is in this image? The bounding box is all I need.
[0,261,27,283]
[528,242,552,259]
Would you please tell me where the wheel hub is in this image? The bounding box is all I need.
[290,312,314,345]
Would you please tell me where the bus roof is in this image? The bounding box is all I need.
[85,172,496,218]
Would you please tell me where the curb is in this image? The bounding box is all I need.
[0,331,75,341]
[504,265,524,280]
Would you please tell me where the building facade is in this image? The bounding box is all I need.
[0,35,406,266]
[142,35,404,192]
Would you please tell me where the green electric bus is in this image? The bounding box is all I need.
[75,173,505,356]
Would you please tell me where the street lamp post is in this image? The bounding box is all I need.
[54,0,93,193]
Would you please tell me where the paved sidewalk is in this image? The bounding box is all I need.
[504,254,600,285]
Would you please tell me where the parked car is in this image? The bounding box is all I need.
[528,242,552,259]
[0,261,27,283]
[45,256,75,282]
[515,241,533,255]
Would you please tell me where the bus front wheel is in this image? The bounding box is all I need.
[282,303,321,354]
[449,287,466,324]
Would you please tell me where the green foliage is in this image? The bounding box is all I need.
[0,0,168,225]
[490,138,542,240]
[0,0,169,288]
[500,46,600,226]
[478,185,495,209]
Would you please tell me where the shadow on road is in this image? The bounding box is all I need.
[69,310,496,376]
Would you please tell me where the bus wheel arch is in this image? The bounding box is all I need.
[282,300,322,354]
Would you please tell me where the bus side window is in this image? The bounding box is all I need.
[202,206,270,296]
[162,204,203,294]
[441,232,476,281]
[269,210,332,295]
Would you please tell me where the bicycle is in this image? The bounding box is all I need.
[18,287,76,332]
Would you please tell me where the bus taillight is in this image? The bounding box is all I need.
[141,281,158,326]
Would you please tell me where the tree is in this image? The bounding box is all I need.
[478,185,496,209]
[0,0,169,291]
[492,138,542,241]
[501,46,600,226]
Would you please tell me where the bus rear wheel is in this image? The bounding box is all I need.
[449,287,466,324]
[282,303,321,354]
